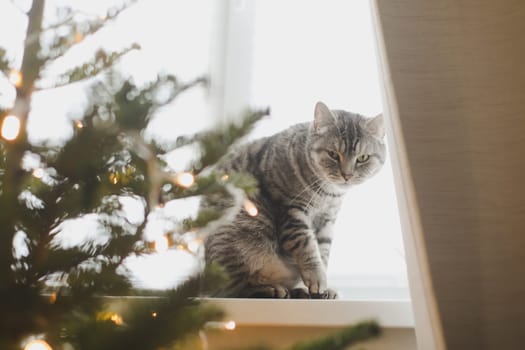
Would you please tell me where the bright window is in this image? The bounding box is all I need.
[1,0,409,304]
[221,0,409,300]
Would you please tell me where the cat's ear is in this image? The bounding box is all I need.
[314,101,337,133]
[365,114,385,139]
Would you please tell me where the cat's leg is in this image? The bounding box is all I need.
[206,258,294,298]
[212,263,293,299]
[288,280,310,299]
[313,215,338,299]
[290,288,310,299]
[315,221,335,269]
[290,279,337,299]
[279,208,327,296]
[310,288,338,299]
[325,288,338,299]
[238,284,290,298]
[205,213,297,298]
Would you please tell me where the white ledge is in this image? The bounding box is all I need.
[203,298,414,328]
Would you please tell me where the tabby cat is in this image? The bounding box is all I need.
[204,101,386,298]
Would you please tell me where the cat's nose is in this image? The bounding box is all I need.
[342,173,354,181]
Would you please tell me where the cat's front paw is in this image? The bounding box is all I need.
[301,267,327,295]
[311,288,338,299]
[245,284,290,298]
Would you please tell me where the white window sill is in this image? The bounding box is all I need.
[203,298,414,328]
[102,295,413,329]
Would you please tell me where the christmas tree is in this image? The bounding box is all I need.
[0,1,381,349]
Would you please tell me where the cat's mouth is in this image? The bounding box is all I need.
[326,175,355,187]
[341,172,353,181]
[338,175,364,187]
[324,172,363,187]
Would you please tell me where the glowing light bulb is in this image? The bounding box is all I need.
[109,173,118,185]
[73,32,84,43]
[110,313,123,325]
[1,115,21,141]
[243,199,258,216]
[187,239,201,254]
[204,320,237,330]
[24,339,52,350]
[96,311,123,325]
[224,320,236,330]
[174,172,194,188]
[48,292,57,304]
[8,69,22,87]
[33,168,45,179]
[151,312,158,318]
[154,236,169,252]
[75,120,84,129]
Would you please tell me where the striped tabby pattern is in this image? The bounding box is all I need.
[204,102,386,298]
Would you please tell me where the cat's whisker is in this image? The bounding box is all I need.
[289,178,325,206]
[303,183,324,213]
[304,181,326,213]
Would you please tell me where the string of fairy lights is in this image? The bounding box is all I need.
[1,91,259,257]
[21,317,236,350]
[2,67,255,349]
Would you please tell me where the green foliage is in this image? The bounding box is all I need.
[223,321,381,350]
[226,171,260,196]
[0,47,9,75]
[182,208,221,231]
[111,74,204,131]
[45,45,140,90]
[54,114,119,181]
[171,107,269,172]
[41,1,137,62]
[285,321,381,350]
[60,266,228,350]
[0,1,265,348]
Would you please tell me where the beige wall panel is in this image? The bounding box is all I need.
[373,1,525,349]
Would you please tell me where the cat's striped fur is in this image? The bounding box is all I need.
[204,102,386,298]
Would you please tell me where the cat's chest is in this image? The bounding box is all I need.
[306,199,341,231]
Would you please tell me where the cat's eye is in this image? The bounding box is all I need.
[326,150,340,161]
[356,154,370,163]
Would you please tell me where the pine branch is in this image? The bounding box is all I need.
[42,12,74,32]
[37,1,138,63]
[285,320,381,350]
[147,76,207,116]
[43,2,130,33]
[164,108,267,152]
[62,267,227,350]
[172,108,270,173]
[37,45,140,91]
[181,208,221,232]
[9,0,27,15]
[67,263,132,298]
[0,47,10,76]
[112,75,206,132]
[0,0,46,290]
[97,225,144,259]
[223,322,381,350]
[30,246,98,282]
[19,0,46,92]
